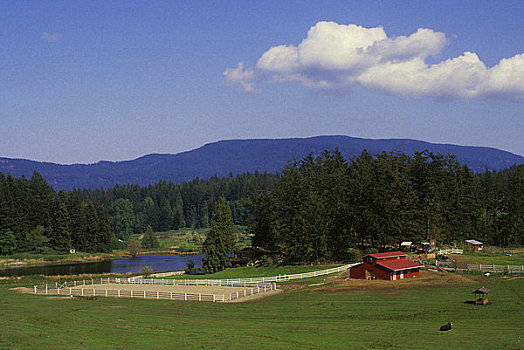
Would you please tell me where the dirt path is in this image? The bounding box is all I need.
[65,283,250,295]
[305,270,480,293]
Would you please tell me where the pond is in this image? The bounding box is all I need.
[0,254,204,277]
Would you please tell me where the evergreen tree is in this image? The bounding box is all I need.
[110,198,135,241]
[202,197,235,273]
[23,226,49,253]
[249,192,277,248]
[0,230,17,255]
[141,225,159,249]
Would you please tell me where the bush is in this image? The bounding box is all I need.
[346,248,361,262]
[177,241,198,252]
[141,266,154,277]
[259,255,274,266]
[127,238,141,257]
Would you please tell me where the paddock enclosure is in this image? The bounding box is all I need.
[33,278,277,302]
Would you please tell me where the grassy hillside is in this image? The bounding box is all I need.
[1,271,522,349]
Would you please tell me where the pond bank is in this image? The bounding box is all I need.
[0,250,199,270]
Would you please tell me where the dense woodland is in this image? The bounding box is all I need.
[0,172,111,254]
[249,150,524,262]
[0,149,523,258]
[74,172,279,246]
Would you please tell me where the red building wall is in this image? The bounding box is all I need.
[350,261,420,280]
[350,262,393,280]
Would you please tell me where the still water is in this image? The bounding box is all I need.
[0,254,204,277]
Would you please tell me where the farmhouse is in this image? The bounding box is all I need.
[350,251,423,280]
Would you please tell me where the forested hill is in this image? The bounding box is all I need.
[1,135,523,191]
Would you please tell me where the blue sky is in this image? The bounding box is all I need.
[1,1,523,164]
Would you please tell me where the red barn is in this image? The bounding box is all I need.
[350,251,423,280]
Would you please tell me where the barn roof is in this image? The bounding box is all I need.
[376,259,423,271]
[365,251,407,259]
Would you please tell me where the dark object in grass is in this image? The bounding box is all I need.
[186,268,206,275]
[75,296,98,301]
[440,322,452,331]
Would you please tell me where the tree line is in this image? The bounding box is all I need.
[248,149,524,262]
[1,149,522,259]
[73,172,279,244]
[0,172,111,254]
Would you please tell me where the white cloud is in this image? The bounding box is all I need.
[485,53,524,98]
[223,62,256,92]
[228,21,524,99]
[41,32,62,42]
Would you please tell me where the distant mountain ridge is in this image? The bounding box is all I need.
[1,136,523,191]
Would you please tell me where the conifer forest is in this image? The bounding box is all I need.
[0,149,523,258]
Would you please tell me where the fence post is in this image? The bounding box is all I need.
[199,293,201,302]
[81,289,84,296]
[213,295,215,303]
[157,291,159,299]
[184,293,187,301]
[34,285,37,294]
[130,290,133,298]
[45,284,48,294]
[170,292,172,300]
[118,290,120,297]
[70,288,72,296]
[144,291,146,299]
[93,289,95,296]
[106,290,108,297]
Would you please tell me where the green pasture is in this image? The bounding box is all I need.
[153,225,248,251]
[1,273,522,349]
[453,252,524,265]
[168,264,338,280]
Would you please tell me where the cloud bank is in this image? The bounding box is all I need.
[225,22,524,99]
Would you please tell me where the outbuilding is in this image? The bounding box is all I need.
[349,251,423,280]
[465,239,483,252]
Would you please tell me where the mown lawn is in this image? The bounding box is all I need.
[0,273,522,349]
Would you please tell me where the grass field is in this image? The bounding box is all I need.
[169,264,338,280]
[451,252,524,265]
[1,270,522,349]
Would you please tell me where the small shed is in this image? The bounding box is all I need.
[465,239,483,252]
[400,241,412,250]
[472,287,490,305]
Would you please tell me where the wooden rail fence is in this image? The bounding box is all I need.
[33,277,277,302]
[33,264,354,302]
[437,248,464,254]
[434,261,524,273]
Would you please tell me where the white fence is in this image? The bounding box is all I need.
[161,263,357,284]
[32,264,354,302]
[457,263,524,274]
[33,277,277,302]
[437,248,463,254]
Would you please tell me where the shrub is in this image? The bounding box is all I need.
[141,266,154,277]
